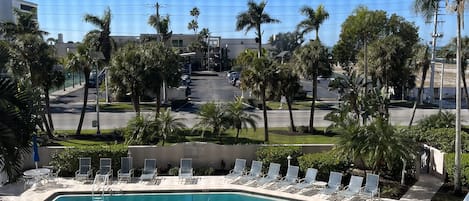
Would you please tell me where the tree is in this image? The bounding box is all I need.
[409,44,431,127]
[225,97,259,143]
[268,32,304,55]
[188,7,200,35]
[142,42,181,117]
[0,8,47,40]
[241,57,277,142]
[274,63,302,132]
[236,0,280,58]
[84,7,113,63]
[294,40,331,132]
[193,102,228,143]
[68,44,94,135]
[0,77,36,182]
[109,43,146,116]
[156,108,186,146]
[148,13,172,44]
[297,4,329,41]
[332,6,387,85]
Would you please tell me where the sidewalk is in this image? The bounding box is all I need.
[400,174,443,201]
[49,82,84,101]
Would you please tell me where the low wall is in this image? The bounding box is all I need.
[424,144,446,179]
[22,143,334,171]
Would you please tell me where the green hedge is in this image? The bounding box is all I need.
[298,151,350,181]
[50,145,128,177]
[444,153,469,186]
[410,128,469,153]
[256,146,302,175]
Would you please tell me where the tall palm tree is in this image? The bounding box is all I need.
[156,108,186,146]
[68,44,94,135]
[188,7,200,35]
[148,14,172,44]
[241,57,276,142]
[236,0,280,58]
[84,7,113,63]
[294,40,331,132]
[297,4,329,41]
[0,77,36,181]
[409,44,431,127]
[225,97,259,143]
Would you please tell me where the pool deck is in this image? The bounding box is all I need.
[0,176,347,201]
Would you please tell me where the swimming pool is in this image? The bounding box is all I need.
[53,192,289,201]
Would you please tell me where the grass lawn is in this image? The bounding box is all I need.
[55,129,116,136]
[53,127,339,146]
[265,100,333,110]
[99,103,161,112]
[390,100,438,109]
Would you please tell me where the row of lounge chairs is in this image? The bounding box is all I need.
[75,157,162,183]
[226,158,380,200]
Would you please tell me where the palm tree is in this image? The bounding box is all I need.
[84,7,113,63]
[297,4,329,41]
[188,7,200,35]
[409,45,431,127]
[0,77,36,181]
[275,63,302,132]
[236,0,280,58]
[68,44,94,135]
[225,97,259,143]
[156,108,186,146]
[241,57,276,142]
[148,14,172,44]
[294,40,331,132]
[193,102,228,143]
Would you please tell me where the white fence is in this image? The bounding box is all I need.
[21,143,334,170]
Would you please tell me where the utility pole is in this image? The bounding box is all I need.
[429,1,444,103]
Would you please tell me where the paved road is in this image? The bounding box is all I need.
[189,72,241,103]
[52,108,469,130]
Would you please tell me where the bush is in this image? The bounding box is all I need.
[256,146,302,175]
[444,153,469,186]
[50,145,128,177]
[410,128,469,153]
[194,167,215,176]
[298,151,350,181]
[168,167,179,176]
[417,111,455,132]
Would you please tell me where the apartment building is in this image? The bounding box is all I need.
[0,0,37,23]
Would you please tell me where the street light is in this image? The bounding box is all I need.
[91,51,105,135]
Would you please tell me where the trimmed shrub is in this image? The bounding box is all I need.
[298,151,350,181]
[410,128,469,153]
[444,153,469,186]
[256,146,302,175]
[195,167,215,176]
[417,111,455,132]
[50,145,128,177]
[168,167,179,176]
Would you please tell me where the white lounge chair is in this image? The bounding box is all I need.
[249,162,281,187]
[464,192,469,201]
[95,158,113,185]
[117,157,134,183]
[269,165,299,190]
[232,160,263,184]
[225,158,246,181]
[179,158,193,183]
[139,159,157,182]
[75,157,92,182]
[360,173,380,200]
[288,167,318,193]
[320,171,343,195]
[333,175,364,200]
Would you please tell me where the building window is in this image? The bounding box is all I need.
[172,40,183,47]
[20,4,35,12]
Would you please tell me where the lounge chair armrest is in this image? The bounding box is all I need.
[130,169,134,176]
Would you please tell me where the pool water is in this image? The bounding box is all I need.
[53,192,288,201]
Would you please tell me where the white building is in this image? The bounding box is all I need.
[0,0,37,23]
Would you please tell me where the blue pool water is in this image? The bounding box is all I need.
[53,192,288,201]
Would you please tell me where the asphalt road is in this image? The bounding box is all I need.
[51,108,469,130]
[189,72,241,103]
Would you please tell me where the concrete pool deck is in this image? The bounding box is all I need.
[0,176,346,201]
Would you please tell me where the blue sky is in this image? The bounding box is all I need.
[32,0,465,47]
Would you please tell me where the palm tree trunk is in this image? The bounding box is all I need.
[155,86,162,118]
[131,88,141,116]
[236,128,241,143]
[76,74,90,135]
[261,87,269,142]
[461,65,469,109]
[315,28,319,41]
[364,40,368,91]
[309,70,318,133]
[286,97,296,132]
[44,89,55,138]
[409,65,429,127]
[257,26,262,58]
[42,113,52,137]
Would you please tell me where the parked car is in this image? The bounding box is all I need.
[229,72,240,84]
